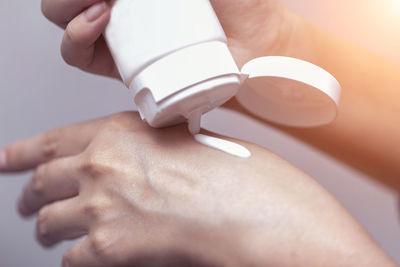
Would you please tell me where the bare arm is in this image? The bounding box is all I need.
[39,0,400,189]
[224,14,400,191]
[0,112,395,266]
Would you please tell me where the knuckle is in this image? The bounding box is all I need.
[90,230,114,261]
[61,24,85,67]
[65,23,80,46]
[41,129,61,160]
[61,37,76,67]
[113,111,137,121]
[84,202,102,222]
[32,167,46,197]
[107,111,141,128]
[100,112,140,133]
[80,152,116,179]
[64,20,90,48]
[84,197,111,222]
[36,208,52,242]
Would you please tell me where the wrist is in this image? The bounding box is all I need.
[179,223,268,266]
[227,4,318,67]
[225,1,293,67]
[162,216,268,267]
[273,8,317,60]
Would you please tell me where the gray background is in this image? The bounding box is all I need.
[1,0,399,266]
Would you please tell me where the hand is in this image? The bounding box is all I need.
[41,0,295,78]
[0,112,394,266]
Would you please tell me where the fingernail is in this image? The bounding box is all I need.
[0,149,7,171]
[84,1,107,22]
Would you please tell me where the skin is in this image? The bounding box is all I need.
[224,20,400,192]
[40,0,293,77]
[0,112,395,266]
[1,0,397,265]
[40,0,400,191]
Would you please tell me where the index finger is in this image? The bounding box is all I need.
[41,0,103,28]
[0,117,105,172]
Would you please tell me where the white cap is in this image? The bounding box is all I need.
[130,41,241,131]
[238,56,341,127]
[131,44,341,131]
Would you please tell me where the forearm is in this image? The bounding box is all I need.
[1,112,395,266]
[183,140,396,266]
[226,14,400,190]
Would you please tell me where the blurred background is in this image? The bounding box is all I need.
[0,0,399,266]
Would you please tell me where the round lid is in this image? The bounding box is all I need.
[237,56,341,127]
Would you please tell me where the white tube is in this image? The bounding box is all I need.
[104,0,242,130]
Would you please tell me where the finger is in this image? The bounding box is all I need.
[18,156,79,217]
[63,224,136,267]
[41,0,102,28]
[61,3,119,78]
[36,197,89,247]
[62,237,106,267]
[0,117,105,172]
[62,221,204,267]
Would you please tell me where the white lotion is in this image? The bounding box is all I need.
[194,134,251,158]
[188,111,202,135]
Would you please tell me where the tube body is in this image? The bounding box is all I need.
[104,0,241,129]
[105,0,227,86]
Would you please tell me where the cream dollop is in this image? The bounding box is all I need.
[194,134,251,158]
